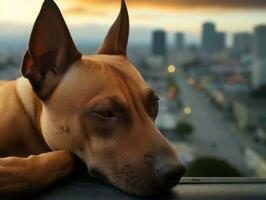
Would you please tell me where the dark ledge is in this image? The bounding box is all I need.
[35,174,266,200]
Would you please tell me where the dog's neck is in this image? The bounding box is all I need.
[16,77,43,133]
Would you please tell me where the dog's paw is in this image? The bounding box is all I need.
[0,151,75,198]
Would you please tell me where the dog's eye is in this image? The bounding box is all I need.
[91,110,115,119]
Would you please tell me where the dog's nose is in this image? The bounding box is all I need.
[156,163,186,187]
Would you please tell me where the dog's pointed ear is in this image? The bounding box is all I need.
[97,0,129,56]
[21,0,81,99]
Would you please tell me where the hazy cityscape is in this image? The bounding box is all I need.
[0,20,266,177]
[143,22,266,177]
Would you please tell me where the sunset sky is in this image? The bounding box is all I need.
[0,0,266,46]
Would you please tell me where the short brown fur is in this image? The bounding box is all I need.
[0,0,185,198]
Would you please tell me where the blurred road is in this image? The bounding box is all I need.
[176,75,249,174]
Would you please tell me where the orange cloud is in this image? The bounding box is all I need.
[70,0,266,11]
[57,0,266,29]
[63,7,106,16]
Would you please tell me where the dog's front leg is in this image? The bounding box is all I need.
[0,151,75,199]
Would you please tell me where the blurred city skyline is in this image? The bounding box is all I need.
[0,0,266,47]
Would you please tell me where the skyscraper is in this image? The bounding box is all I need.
[252,25,266,88]
[215,32,226,52]
[152,30,167,56]
[175,32,185,52]
[201,22,226,53]
[254,26,266,59]
[233,33,253,55]
[202,22,216,53]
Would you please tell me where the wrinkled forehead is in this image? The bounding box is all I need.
[49,55,150,107]
[83,55,146,85]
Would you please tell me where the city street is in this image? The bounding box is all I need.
[176,74,249,174]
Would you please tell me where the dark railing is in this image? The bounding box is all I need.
[35,175,266,200]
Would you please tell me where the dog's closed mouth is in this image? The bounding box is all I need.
[90,169,111,186]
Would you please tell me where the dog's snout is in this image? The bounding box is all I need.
[156,163,186,187]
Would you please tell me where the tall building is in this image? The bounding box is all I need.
[201,22,216,53]
[152,30,167,56]
[175,32,185,51]
[252,25,266,88]
[201,22,226,53]
[254,26,266,59]
[215,32,226,52]
[233,33,253,55]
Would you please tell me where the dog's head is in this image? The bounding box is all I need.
[21,0,185,196]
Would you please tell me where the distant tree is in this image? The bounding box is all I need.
[175,121,194,135]
[185,157,242,177]
[251,85,266,99]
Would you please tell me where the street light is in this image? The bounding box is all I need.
[184,106,192,115]
[168,65,176,74]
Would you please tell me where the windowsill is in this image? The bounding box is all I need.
[35,175,266,200]
[181,177,266,183]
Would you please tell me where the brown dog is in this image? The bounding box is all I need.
[0,0,185,198]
